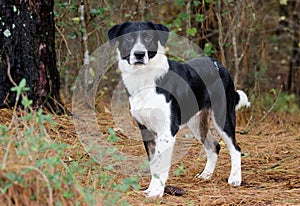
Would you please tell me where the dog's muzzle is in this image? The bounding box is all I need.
[133,50,146,65]
[134,51,146,60]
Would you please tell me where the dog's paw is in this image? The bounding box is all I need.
[228,174,241,186]
[195,170,213,180]
[143,186,164,198]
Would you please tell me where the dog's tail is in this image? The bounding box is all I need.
[235,90,251,111]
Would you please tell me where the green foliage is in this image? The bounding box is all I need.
[194,1,201,6]
[279,0,288,5]
[10,79,30,97]
[89,6,110,17]
[195,14,204,22]
[173,164,186,176]
[118,176,140,192]
[251,87,299,114]
[179,12,190,21]
[204,43,215,56]
[21,96,33,109]
[187,27,197,36]
[0,84,144,205]
[175,0,185,6]
[264,91,299,113]
[107,127,121,143]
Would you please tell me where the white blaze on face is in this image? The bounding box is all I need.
[129,35,149,65]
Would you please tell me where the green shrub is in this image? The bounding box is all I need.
[0,79,139,205]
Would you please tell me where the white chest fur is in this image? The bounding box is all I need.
[129,88,171,135]
[118,49,171,135]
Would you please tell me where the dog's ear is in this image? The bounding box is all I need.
[108,24,122,46]
[149,22,169,46]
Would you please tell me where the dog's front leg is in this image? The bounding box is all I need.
[144,132,176,198]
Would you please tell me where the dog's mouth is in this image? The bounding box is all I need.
[133,61,146,65]
[122,51,150,66]
[130,57,148,66]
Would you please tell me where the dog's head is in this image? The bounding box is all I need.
[108,22,169,66]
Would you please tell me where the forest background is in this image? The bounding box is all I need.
[55,0,299,111]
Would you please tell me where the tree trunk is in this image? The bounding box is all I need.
[0,0,65,113]
[280,0,300,108]
[288,1,300,107]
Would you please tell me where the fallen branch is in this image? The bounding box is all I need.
[240,86,282,134]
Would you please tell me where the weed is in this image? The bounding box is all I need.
[0,79,139,205]
[173,164,186,176]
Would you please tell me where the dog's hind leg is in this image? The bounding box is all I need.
[212,110,242,186]
[187,109,220,180]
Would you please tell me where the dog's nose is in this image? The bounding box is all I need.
[134,51,146,60]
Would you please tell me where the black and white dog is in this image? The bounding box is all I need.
[108,22,250,197]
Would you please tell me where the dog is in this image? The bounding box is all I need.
[108,21,250,197]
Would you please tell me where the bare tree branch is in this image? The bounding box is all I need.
[79,0,90,97]
[216,0,226,67]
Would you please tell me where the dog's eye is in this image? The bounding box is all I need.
[125,36,134,42]
[144,36,153,43]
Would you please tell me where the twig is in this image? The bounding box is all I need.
[55,24,72,55]
[240,86,283,134]
[2,138,13,170]
[6,54,17,87]
[232,2,255,85]
[232,23,239,85]
[3,55,19,170]
[186,0,191,38]
[5,54,34,163]
[6,54,20,119]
